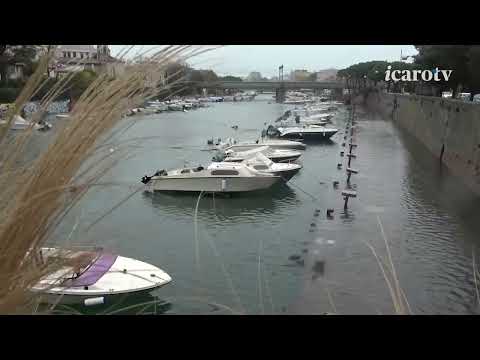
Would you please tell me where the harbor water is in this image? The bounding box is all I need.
[44,94,480,314]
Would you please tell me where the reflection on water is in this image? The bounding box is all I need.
[51,293,172,315]
[141,184,298,226]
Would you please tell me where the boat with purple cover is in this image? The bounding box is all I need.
[30,247,172,306]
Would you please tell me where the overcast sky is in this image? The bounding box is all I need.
[110,45,417,78]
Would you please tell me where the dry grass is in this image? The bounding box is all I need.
[364,215,412,315]
[473,247,480,306]
[0,45,219,314]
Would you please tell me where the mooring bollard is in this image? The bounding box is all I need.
[346,167,358,183]
[333,181,339,188]
[340,151,344,157]
[337,163,342,169]
[342,142,346,147]
[342,190,357,209]
[344,136,347,140]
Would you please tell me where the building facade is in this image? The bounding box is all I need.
[52,45,124,78]
[246,71,262,81]
[290,69,312,81]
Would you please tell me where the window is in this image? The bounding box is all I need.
[211,170,239,176]
[253,165,268,170]
[67,52,71,58]
[72,51,77,58]
[180,169,191,174]
[80,53,84,59]
[63,52,67,58]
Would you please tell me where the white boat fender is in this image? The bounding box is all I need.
[221,179,227,191]
[84,297,105,306]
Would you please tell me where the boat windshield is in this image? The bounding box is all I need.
[254,152,274,166]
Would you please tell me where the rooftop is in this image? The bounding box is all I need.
[56,45,97,53]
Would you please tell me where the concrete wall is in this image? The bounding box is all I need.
[365,90,480,195]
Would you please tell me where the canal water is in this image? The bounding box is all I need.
[43,94,480,314]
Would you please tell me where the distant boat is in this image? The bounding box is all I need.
[208,96,224,102]
[267,124,338,140]
[216,137,306,151]
[0,115,52,131]
[242,152,302,181]
[219,146,302,163]
[55,114,70,120]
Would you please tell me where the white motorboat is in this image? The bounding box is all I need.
[0,115,52,131]
[303,113,334,121]
[141,162,280,193]
[284,99,309,105]
[146,101,169,112]
[208,96,224,102]
[242,152,302,181]
[218,146,302,163]
[55,113,70,120]
[215,137,306,151]
[281,116,328,127]
[254,138,306,150]
[267,124,338,140]
[137,107,158,115]
[308,105,338,112]
[167,103,184,111]
[30,247,172,306]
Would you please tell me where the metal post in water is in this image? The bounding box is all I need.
[342,190,357,209]
[347,153,356,167]
[346,167,358,183]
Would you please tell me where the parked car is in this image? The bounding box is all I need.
[473,94,480,103]
[442,91,453,98]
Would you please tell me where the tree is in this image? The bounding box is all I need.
[165,62,189,84]
[0,45,38,85]
[467,46,480,95]
[220,75,242,82]
[414,45,470,97]
[69,70,98,100]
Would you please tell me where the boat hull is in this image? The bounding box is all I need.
[279,130,338,140]
[271,167,301,181]
[227,142,306,151]
[226,154,301,163]
[148,176,280,193]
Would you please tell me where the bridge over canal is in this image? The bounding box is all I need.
[191,80,346,102]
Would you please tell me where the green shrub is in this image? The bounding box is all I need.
[0,87,21,103]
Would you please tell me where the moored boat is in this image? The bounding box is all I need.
[141,162,281,193]
[30,247,172,306]
[218,146,302,163]
[242,152,302,181]
[267,124,338,140]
